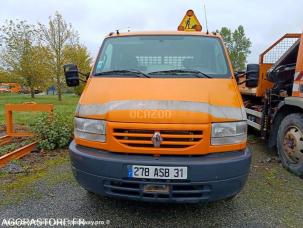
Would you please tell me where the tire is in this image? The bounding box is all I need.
[223,194,237,202]
[246,64,259,88]
[277,113,303,177]
[86,190,95,195]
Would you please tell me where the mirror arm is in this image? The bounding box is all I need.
[235,70,258,78]
[79,72,90,82]
[237,79,256,85]
[79,72,89,77]
[235,70,259,83]
[238,80,247,85]
[236,73,246,79]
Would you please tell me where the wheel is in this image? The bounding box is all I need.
[87,190,95,195]
[223,194,237,202]
[277,113,303,177]
[85,188,96,195]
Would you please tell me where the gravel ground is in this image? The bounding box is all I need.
[0,141,302,227]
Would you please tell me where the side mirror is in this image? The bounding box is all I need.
[245,64,259,88]
[64,64,80,87]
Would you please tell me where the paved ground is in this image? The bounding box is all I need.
[0,140,302,227]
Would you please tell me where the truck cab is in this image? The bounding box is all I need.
[65,29,251,203]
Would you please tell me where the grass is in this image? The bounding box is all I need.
[0,94,78,206]
[0,152,73,207]
[0,139,33,156]
[0,93,79,126]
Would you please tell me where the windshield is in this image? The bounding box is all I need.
[93,35,231,78]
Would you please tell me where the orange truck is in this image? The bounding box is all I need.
[237,33,303,177]
[0,83,21,93]
[64,10,251,203]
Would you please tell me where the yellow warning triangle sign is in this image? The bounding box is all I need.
[178,10,202,32]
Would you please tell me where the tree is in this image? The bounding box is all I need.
[38,12,79,101]
[217,25,252,71]
[0,70,19,83]
[28,45,53,92]
[0,20,50,98]
[63,44,91,72]
[63,44,92,96]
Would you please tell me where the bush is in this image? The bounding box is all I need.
[74,84,85,96]
[31,112,73,150]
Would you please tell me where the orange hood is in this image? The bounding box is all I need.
[77,77,245,124]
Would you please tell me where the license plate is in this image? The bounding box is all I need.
[128,165,187,180]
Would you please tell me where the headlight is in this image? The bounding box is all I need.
[211,121,247,145]
[74,118,106,142]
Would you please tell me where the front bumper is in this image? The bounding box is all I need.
[69,141,252,203]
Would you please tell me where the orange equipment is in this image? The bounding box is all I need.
[0,83,21,93]
[0,103,53,168]
[237,33,303,177]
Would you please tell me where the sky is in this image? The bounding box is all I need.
[0,0,302,63]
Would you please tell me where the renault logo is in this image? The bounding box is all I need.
[152,132,163,147]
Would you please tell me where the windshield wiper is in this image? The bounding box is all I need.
[148,69,212,78]
[95,70,150,78]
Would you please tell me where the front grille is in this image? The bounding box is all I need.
[104,179,211,201]
[113,128,203,149]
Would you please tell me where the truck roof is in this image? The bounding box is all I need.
[107,31,221,38]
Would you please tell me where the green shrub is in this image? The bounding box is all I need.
[31,112,73,150]
[74,84,85,96]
